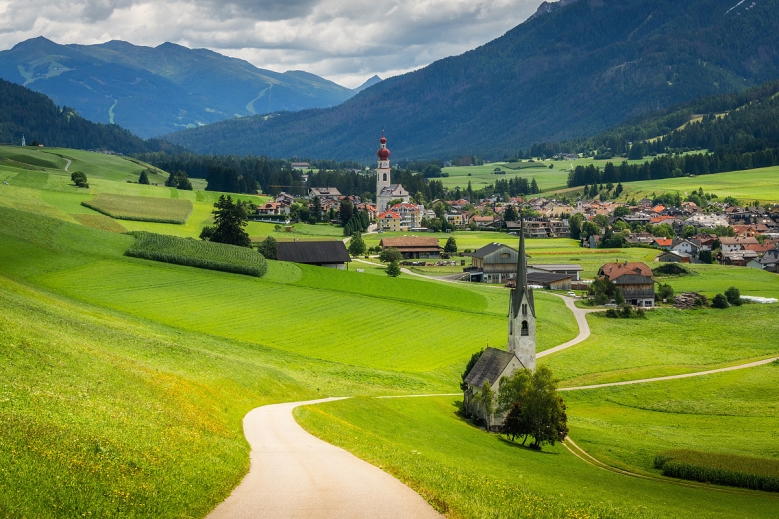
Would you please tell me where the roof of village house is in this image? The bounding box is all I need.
[652,238,673,247]
[472,242,519,259]
[464,347,517,388]
[276,241,351,265]
[380,237,440,249]
[309,187,342,197]
[720,236,759,246]
[530,264,583,271]
[599,262,653,280]
[743,243,776,254]
[378,211,401,219]
[527,272,573,284]
[472,215,495,223]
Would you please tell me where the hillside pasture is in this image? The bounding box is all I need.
[542,305,779,386]
[126,231,268,277]
[82,193,193,224]
[295,396,779,519]
[564,364,779,477]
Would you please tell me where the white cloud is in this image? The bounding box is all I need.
[0,0,540,88]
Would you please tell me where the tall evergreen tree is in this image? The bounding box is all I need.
[200,195,251,247]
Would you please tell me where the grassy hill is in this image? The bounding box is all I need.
[0,37,363,138]
[165,0,779,160]
[3,146,779,517]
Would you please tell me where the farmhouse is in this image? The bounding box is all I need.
[657,250,691,263]
[380,237,441,259]
[463,219,536,430]
[529,264,583,281]
[598,261,655,308]
[276,241,351,269]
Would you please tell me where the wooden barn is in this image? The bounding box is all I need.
[276,241,351,269]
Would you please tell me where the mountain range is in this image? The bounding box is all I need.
[0,38,380,139]
[163,0,779,161]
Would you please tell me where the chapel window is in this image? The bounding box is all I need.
[521,321,529,336]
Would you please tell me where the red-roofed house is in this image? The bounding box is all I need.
[378,211,401,232]
[651,238,673,250]
[598,262,655,308]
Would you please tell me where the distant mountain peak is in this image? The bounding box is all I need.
[529,0,580,20]
[354,75,382,93]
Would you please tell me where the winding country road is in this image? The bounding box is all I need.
[63,158,72,172]
[207,399,442,519]
[208,289,777,517]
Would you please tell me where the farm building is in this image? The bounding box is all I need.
[529,264,583,281]
[379,237,441,259]
[467,242,522,283]
[276,241,351,269]
[657,250,691,263]
[598,261,655,308]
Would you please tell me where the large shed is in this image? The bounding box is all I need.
[379,237,441,259]
[276,241,351,269]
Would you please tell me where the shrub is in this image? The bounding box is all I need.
[652,263,692,276]
[712,294,729,309]
[386,260,401,277]
[725,286,742,306]
[655,450,779,492]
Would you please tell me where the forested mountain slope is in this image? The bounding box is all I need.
[0,79,179,154]
[0,38,364,138]
[165,0,779,161]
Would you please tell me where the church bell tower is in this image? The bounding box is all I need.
[507,217,536,370]
[376,133,391,210]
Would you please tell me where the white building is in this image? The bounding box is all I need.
[375,134,409,212]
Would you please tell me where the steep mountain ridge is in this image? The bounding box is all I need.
[0,38,371,138]
[0,78,179,154]
[164,0,779,161]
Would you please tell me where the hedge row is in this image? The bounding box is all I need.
[655,450,779,492]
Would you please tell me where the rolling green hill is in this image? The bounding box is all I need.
[0,37,369,138]
[164,0,779,160]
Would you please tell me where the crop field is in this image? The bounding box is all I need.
[542,305,779,386]
[295,396,779,519]
[564,364,779,477]
[654,450,779,491]
[126,231,268,277]
[72,213,127,233]
[82,193,194,224]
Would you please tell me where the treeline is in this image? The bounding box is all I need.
[530,79,779,161]
[567,148,779,187]
[0,79,178,154]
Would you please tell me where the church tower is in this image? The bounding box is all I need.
[376,133,392,211]
[21,135,25,147]
[507,217,536,370]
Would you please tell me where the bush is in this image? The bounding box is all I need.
[725,286,742,306]
[712,294,729,309]
[257,236,278,260]
[386,260,401,277]
[593,293,609,306]
[652,263,692,276]
[655,450,779,492]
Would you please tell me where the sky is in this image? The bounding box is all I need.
[0,0,542,88]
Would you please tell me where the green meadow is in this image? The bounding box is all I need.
[2,146,779,518]
[295,395,779,519]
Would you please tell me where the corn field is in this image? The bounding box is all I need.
[655,449,779,492]
[82,194,193,224]
[125,231,267,277]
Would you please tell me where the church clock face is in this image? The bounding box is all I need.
[378,161,389,169]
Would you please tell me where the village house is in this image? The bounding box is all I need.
[377,211,401,232]
[445,213,464,228]
[759,248,779,272]
[657,250,692,263]
[598,261,655,308]
[719,236,759,253]
[651,238,673,250]
[390,203,422,229]
[276,241,351,269]
[671,239,701,258]
[255,202,290,217]
[720,249,760,267]
[380,237,441,259]
[308,187,342,200]
[529,264,583,281]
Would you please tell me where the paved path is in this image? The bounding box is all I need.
[64,159,71,172]
[538,295,597,358]
[207,398,442,519]
[559,357,779,391]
